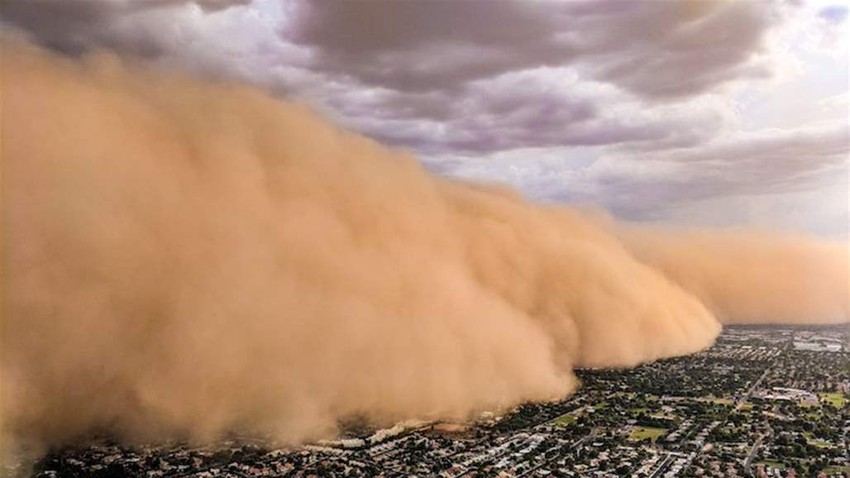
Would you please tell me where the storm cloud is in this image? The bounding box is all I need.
[4,0,841,235]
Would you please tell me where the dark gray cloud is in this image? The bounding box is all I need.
[275,0,789,157]
[0,0,250,55]
[350,71,725,156]
[289,1,783,99]
[0,0,790,156]
[287,1,574,93]
[585,1,777,98]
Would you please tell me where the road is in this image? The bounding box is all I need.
[743,433,763,469]
[648,453,674,478]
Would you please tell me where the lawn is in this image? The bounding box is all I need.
[758,460,787,470]
[819,392,848,408]
[825,466,850,474]
[698,396,734,406]
[803,432,833,448]
[551,413,577,426]
[628,426,667,443]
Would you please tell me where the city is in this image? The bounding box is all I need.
[4,3,850,478]
[18,325,849,478]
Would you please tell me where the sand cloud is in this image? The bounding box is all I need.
[2,44,846,453]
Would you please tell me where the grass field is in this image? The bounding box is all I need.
[803,432,833,448]
[552,413,577,426]
[628,426,667,443]
[758,460,787,470]
[825,466,850,474]
[698,396,734,406]
[819,392,848,408]
[805,410,822,420]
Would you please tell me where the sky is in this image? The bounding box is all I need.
[2,0,848,236]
